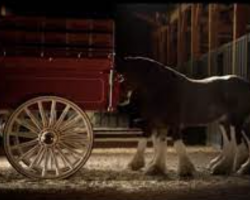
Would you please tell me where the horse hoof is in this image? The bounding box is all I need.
[178,158,196,177]
[210,158,232,175]
[178,165,196,178]
[211,168,230,176]
[237,159,250,175]
[178,172,195,180]
[127,157,145,171]
[144,164,167,176]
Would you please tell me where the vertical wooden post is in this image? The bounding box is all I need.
[177,4,182,69]
[232,4,249,74]
[160,27,165,63]
[177,4,188,70]
[152,31,157,60]
[208,4,219,76]
[166,26,171,65]
[191,4,201,64]
[181,10,188,63]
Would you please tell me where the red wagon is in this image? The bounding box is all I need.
[0,15,120,179]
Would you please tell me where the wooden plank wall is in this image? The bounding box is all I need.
[0,16,115,58]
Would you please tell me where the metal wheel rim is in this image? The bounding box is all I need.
[3,96,94,179]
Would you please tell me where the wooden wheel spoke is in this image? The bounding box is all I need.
[16,118,39,135]
[61,130,88,139]
[51,148,60,176]
[29,146,43,169]
[63,139,88,149]
[60,115,82,132]
[54,105,70,129]
[11,138,38,150]
[49,148,53,170]
[24,108,42,131]
[17,144,40,163]
[64,137,89,143]
[49,100,57,127]
[36,147,47,167]
[42,148,49,177]
[59,142,82,158]
[38,101,48,128]
[56,146,74,170]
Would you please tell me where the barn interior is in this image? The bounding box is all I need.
[0,2,250,200]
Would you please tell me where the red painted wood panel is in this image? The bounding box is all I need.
[0,56,114,110]
[0,16,117,111]
[0,46,113,58]
[0,16,114,32]
[0,31,113,47]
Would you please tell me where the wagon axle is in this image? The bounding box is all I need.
[40,130,58,146]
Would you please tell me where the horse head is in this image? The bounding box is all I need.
[115,56,185,93]
[116,56,161,91]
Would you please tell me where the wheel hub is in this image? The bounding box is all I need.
[40,130,58,145]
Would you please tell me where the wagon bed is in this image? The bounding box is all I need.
[0,15,119,111]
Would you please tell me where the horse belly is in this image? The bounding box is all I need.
[182,104,225,126]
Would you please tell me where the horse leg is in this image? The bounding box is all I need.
[147,130,158,166]
[127,120,152,171]
[237,130,250,175]
[127,137,147,171]
[208,124,230,170]
[172,127,196,177]
[233,126,249,172]
[211,123,239,175]
[144,128,168,175]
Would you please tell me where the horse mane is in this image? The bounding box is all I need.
[123,56,188,80]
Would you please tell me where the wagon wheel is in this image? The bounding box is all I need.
[3,96,94,179]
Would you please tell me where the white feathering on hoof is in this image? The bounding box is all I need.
[211,126,237,175]
[221,125,229,146]
[236,131,250,175]
[127,138,147,171]
[174,140,195,177]
[233,142,249,172]
[208,125,229,170]
[144,134,168,175]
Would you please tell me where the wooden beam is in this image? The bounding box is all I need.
[208,4,219,76]
[232,4,250,74]
[208,4,219,51]
[191,4,201,61]
[181,9,189,63]
[170,4,192,23]
[233,4,250,39]
[133,12,161,27]
[159,26,168,64]
[177,6,182,68]
[177,5,188,68]
[166,26,171,65]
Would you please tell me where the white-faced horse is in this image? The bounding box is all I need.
[116,56,250,177]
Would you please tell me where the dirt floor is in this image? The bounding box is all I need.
[0,146,250,200]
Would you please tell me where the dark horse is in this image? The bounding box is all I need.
[116,56,250,176]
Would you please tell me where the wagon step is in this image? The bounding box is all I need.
[94,127,143,135]
[93,127,172,147]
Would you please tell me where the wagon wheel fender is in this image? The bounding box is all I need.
[3,95,94,179]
